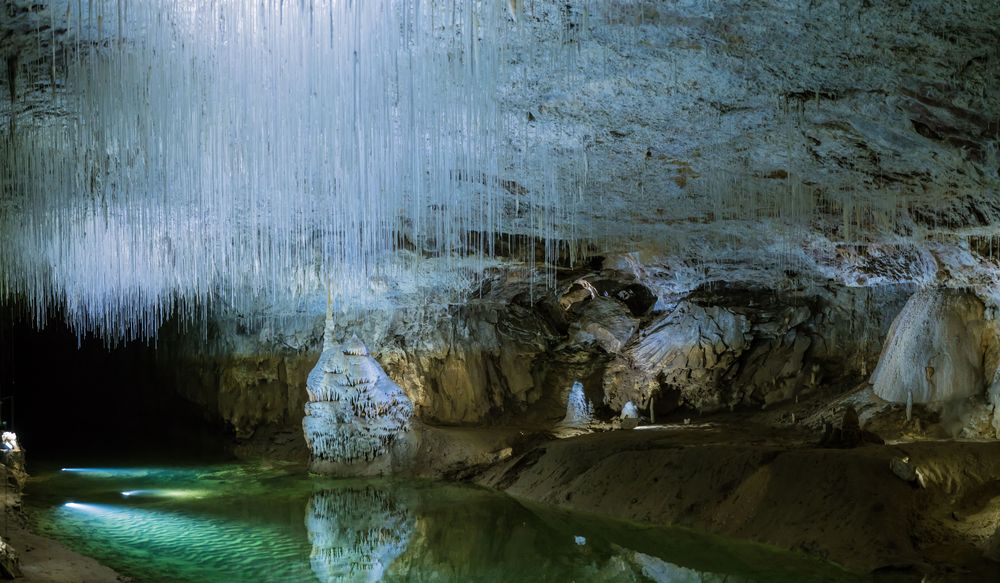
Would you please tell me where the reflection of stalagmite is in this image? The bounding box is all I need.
[303,309,413,475]
[305,487,414,583]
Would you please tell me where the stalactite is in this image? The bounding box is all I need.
[2,0,582,339]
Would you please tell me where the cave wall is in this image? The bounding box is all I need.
[150,264,913,450]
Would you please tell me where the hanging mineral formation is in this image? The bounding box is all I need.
[0,0,536,338]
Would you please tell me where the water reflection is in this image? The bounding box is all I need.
[29,464,868,583]
[303,482,786,583]
[306,486,414,582]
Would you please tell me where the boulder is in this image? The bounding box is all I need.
[0,538,21,579]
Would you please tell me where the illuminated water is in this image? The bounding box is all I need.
[25,463,872,582]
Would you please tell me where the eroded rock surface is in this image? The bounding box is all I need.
[604,302,751,412]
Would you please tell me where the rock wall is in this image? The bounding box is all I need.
[150,264,911,454]
[602,284,907,414]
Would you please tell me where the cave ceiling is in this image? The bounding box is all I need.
[1,0,998,335]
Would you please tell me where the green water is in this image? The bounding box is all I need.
[24,462,874,583]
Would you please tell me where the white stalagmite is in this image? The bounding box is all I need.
[557,381,593,429]
[620,400,639,430]
[323,351,349,376]
[342,335,370,357]
[871,289,989,404]
[304,317,413,474]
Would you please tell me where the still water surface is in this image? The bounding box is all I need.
[25,462,874,582]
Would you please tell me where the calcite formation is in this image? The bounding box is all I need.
[556,381,593,430]
[4,1,1000,340]
[871,289,993,404]
[620,401,640,430]
[303,333,413,475]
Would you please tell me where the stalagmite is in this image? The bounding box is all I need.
[556,381,593,430]
[871,289,990,404]
[620,401,639,430]
[304,317,413,475]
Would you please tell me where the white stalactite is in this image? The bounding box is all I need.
[0,0,582,339]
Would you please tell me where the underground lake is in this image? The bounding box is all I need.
[22,461,878,583]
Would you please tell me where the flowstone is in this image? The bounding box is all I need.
[620,401,639,430]
[871,289,989,404]
[304,333,413,476]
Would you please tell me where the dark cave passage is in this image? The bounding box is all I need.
[0,306,227,464]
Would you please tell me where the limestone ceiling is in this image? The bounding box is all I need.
[500,0,999,288]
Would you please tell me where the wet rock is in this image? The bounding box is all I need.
[889,457,919,485]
